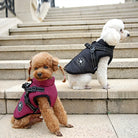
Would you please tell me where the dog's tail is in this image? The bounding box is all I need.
[58,65,66,82]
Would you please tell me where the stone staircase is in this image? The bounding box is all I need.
[0,2,138,115]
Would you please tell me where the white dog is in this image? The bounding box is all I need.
[64,19,130,90]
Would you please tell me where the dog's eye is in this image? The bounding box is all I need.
[120,29,123,32]
[34,67,38,70]
[44,66,48,69]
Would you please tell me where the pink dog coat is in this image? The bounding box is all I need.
[14,77,57,119]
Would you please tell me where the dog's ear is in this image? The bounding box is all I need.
[101,28,120,46]
[58,65,66,82]
[52,57,59,71]
[27,60,32,81]
[52,57,66,82]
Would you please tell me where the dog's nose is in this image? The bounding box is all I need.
[127,34,130,37]
[37,72,42,77]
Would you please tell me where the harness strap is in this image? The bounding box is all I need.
[24,94,39,113]
[85,41,114,71]
[22,83,44,113]
[95,46,113,53]
[90,47,97,70]
[85,42,113,53]
[26,86,44,93]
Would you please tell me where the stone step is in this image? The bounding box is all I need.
[44,14,138,22]
[47,7,138,17]
[9,24,138,36]
[0,32,137,46]
[0,79,138,114]
[48,2,138,13]
[0,43,138,60]
[46,10,138,19]
[0,58,138,80]
[17,19,138,28]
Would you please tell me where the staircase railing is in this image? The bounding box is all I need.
[0,0,16,17]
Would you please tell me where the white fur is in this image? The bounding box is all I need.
[68,73,92,89]
[67,19,130,90]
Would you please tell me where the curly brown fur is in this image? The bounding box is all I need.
[11,114,43,129]
[11,52,73,136]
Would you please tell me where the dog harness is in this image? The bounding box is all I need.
[13,77,57,119]
[64,39,115,74]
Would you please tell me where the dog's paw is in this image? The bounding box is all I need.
[24,125,32,129]
[107,83,110,87]
[65,124,73,128]
[72,86,84,90]
[55,131,63,137]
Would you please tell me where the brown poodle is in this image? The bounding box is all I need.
[11,52,73,136]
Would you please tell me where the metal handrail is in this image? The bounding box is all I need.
[0,0,16,17]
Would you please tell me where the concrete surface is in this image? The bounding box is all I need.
[0,59,138,80]
[17,19,138,28]
[48,2,138,13]
[0,79,138,114]
[0,43,138,60]
[2,79,138,100]
[0,80,25,114]
[0,18,22,36]
[44,15,138,22]
[9,24,138,36]
[109,114,138,138]
[47,8,138,17]
[0,114,138,138]
[0,32,137,46]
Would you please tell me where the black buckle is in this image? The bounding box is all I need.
[90,47,95,53]
[22,82,31,90]
[85,43,91,48]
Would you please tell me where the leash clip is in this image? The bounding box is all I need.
[90,47,95,53]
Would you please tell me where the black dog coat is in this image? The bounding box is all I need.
[64,39,115,74]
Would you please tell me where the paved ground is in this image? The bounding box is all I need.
[0,114,138,138]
